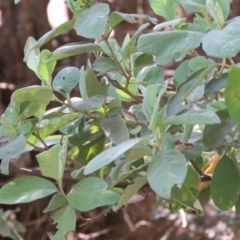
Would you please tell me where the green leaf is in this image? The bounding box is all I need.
[164,109,221,125]
[207,101,226,112]
[100,115,129,145]
[148,0,177,20]
[213,0,230,20]
[123,23,150,58]
[50,205,76,240]
[211,155,240,210]
[0,114,17,139]
[43,193,68,213]
[11,86,53,120]
[67,177,120,211]
[23,37,40,74]
[74,3,110,39]
[70,95,105,111]
[198,185,211,207]
[175,0,207,13]
[34,20,74,49]
[84,138,148,174]
[107,12,157,29]
[125,145,152,161]
[77,135,105,165]
[36,141,67,182]
[203,109,235,148]
[52,67,80,96]
[0,176,57,204]
[153,18,186,31]
[172,165,202,213]
[162,133,175,152]
[136,65,164,84]
[38,50,56,86]
[202,18,240,58]
[147,150,187,199]
[188,56,214,71]
[225,67,240,125]
[0,135,26,175]
[205,73,228,93]
[142,84,164,123]
[117,176,147,208]
[166,66,215,116]
[93,57,118,74]
[173,60,190,88]
[48,43,102,62]
[85,67,105,98]
[137,31,203,60]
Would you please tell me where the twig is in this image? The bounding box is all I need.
[32,132,49,149]
[107,78,142,103]
[189,159,212,182]
[79,207,112,227]
[27,141,46,152]
[102,35,130,81]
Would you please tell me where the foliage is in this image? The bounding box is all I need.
[1,0,240,238]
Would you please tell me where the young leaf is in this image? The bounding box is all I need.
[67,177,120,211]
[50,205,76,240]
[34,20,74,49]
[153,18,186,31]
[43,193,68,213]
[136,65,164,84]
[52,67,80,96]
[74,3,110,39]
[47,43,102,62]
[148,0,177,20]
[70,95,105,111]
[147,150,187,199]
[84,138,148,174]
[107,12,157,29]
[38,50,56,86]
[225,67,240,125]
[166,66,215,116]
[36,141,67,182]
[203,109,235,148]
[100,115,130,145]
[0,135,26,175]
[93,57,118,74]
[23,37,40,74]
[173,60,190,88]
[11,86,53,120]
[211,155,240,210]
[0,176,57,204]
[162,133,175,152]
[77,135,105,165]
[117,176,147,209]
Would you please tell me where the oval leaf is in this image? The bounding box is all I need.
[147,150,187,199]
[225,67,240,124]
[84,138,148,174]
[0,176,57,204]
[211,155,240,210]
[67,177,119,211]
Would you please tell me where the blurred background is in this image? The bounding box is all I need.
[1,0,240,239]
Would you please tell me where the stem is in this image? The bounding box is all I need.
[32,132,49,149]
[228,57,235,66]
[107,78,142,103]
[53,96,103,120]
[102,35,130,82]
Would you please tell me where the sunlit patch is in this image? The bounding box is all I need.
[47,0,69,29]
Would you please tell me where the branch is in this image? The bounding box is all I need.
[189,159,212,182]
